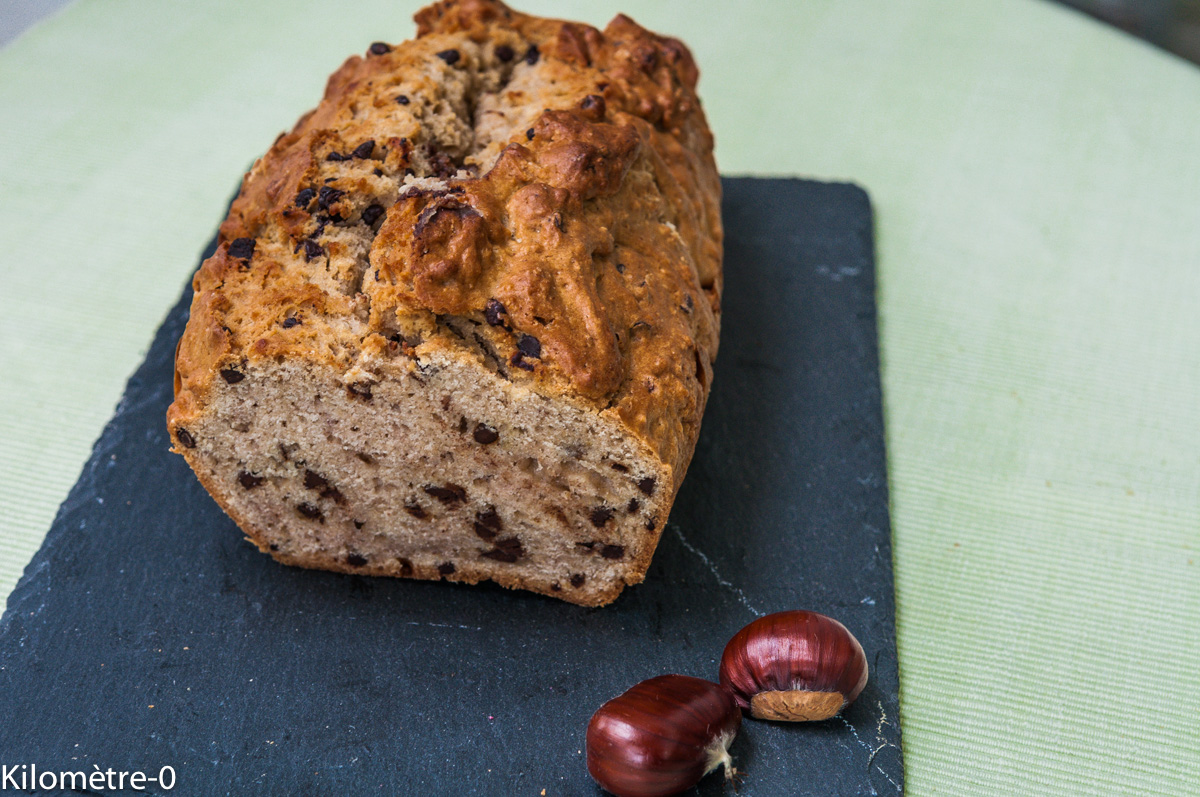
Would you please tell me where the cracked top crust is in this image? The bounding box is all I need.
[171,0,722,479]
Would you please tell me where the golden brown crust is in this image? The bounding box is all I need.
[168,0,720,605]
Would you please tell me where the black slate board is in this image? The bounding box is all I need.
[0,177,903,796]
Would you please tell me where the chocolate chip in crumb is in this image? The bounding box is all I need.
[590,506,614,527]
[303,469,328,491]
[524,44,539,65]
[269,543,279,551]
[495,44,514,62]
[484,298,507,326]
[347,381,373,400]
[297,502,322,520]
[627,498,640,513]
[369,42,391,55]
[361,204,385,226]
[474,507,502,540]
[601,544,625,560]
[326,152,349,162]
[220,368,244,384]
[353,520,364,529]
[398,557,414,576]
[238,471,264,489]
[318,186,345,211]
[404,499,428,519]
[438,562,456,576]
[303,239,324,261]
[550,583,561,592]
[610,462,629,473]
[615,261,626,273]
[352,140,375,159]
[282,316,301,329]
[517,334,541,358]
[346,553,368,567]
[176,428,196,449]
[510,352,535,371]
[228,237,255,260]
[424,484,466,505]
[646,518,657,531]
[525,128,535,141]
[457,416,468,434]
[373,168,384,177]
[482,536,524,562]
[570,573,586,588]
[436,49,461,65]
[295,187,316,208]
[396,94,410,105]
[637,477,656,496]
[473,423,499,445]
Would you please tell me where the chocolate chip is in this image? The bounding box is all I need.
[297,502,322,520]
[437,562,456,576]
[361,204,385,226]
[346,553,368,567]
[373,168,385,177]
[303,239,324,261]
[590,506,614,527]
[436,49,461,65]
[348,381,373,400]
[482,536,524,562]
[550,583,561,592]
[495,44,514,62]
[396,94,410,105]
[524,44,539,65]
[175,428,196,449]
[610,462,629,473]
[404,499,428,519]
[570,573,585,588]
[484,298,507,326]
[269,543,279,551]
[457,416,468,434]
[353,520,364,529]
[228,237,255,260]
[282,317,301,329]
[510,352,535,371]
[398,557,414,576]
[646,518,657,531]
[601,544,625,560]
[637,477,656,496]
[615,262,626,273]
[238,471,264,489]
[525,128,535,141]
[517,334,541,358]
[352,140,375,159]
[322,487,345,504]
[424,484,466,505]
[474,507,502,540]
[627,498,640,513]
[580,94,605,113]
[473,423,499,445]
[303,469,328,491]
[295,187,316,208]
[318,186,345,211]
[326,152,349,162]
[576,541,596,550]
[220,368,244,384]
[369,42,391,55]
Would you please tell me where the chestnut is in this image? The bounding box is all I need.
[719,610,868,722]
[586,674,741,797]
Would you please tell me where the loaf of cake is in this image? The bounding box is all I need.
[167,0,721,606]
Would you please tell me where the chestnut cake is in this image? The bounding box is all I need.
[167,0,722,606]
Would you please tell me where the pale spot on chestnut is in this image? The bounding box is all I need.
[719,610,869,722]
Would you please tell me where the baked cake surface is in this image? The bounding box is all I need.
[167,0,721,606]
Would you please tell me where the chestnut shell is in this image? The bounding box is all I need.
[719,610,868,721]
[586,674,741,797]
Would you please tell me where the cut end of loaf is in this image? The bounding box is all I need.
[169,350,670,606]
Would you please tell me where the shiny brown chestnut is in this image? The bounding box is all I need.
[586,674,741,797]
[719,610,868,722]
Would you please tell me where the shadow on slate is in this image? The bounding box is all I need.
[0,177,903,796]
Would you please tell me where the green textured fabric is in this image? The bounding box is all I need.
[1,0,1197,792]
